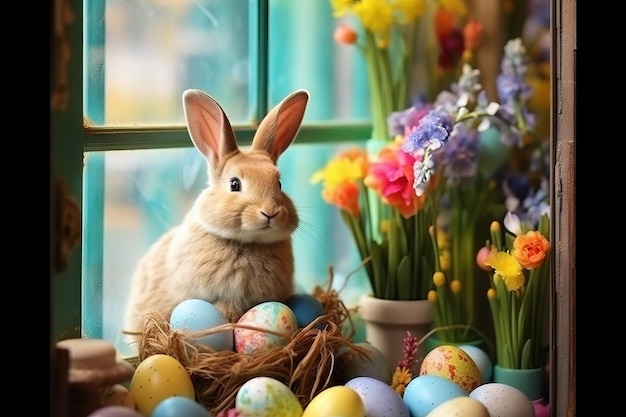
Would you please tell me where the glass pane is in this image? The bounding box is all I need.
[82,143,371,357]
[268,0,370,124]
[85,0,372,130]
[85,0,253,126]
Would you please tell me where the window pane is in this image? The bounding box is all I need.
[85,0,371,130]
[82,144,371,357]
[85,0,253,126]
[268,0,370,124]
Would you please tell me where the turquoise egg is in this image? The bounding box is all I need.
[169,299,233,351]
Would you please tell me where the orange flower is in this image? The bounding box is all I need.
[512,230,550,269]
[321,181,361,217]
[310,147,368,217]
[463,19,483,50]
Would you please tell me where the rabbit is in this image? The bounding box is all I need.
[122,88,309,341]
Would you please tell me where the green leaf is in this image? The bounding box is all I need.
[396,256,412,299]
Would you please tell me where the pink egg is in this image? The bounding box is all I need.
[234,301,298,354]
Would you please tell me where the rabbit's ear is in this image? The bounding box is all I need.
[251,90,309,163]
[182,89,239,167]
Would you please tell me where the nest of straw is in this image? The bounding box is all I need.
[138,282,369,415]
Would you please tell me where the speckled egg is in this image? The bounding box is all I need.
[129,354,195,416]
[420,345,482,393]
[234,301,298,354]
[235,376,303,417]
[469,383,535,417]
[458,345,493,382]
[345,376,410,417]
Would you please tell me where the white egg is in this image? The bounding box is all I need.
[469,383,535,417]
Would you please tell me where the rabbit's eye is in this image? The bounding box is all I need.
[229,177,241,192]
[278,180,282,190]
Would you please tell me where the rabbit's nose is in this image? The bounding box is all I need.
[261,211,278,225]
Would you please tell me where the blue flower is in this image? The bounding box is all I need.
[402,108,454,153]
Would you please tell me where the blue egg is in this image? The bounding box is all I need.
[151,397,213,417]
[403,375,467,417]
[284,293,326,328]
[169,299,234,351]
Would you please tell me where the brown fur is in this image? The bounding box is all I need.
[123,89,309,339]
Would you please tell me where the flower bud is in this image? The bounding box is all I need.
[476,246,492,271]
[450,279,462,294]
[427,289,438,302]
[334,23,357,45]
[433,271,446,286]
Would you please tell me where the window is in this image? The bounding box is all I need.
[51,0,576,414]
[81,0,375,358]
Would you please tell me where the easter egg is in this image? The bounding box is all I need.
[151,396,213,417]
[458,345,493,382]
[284,293,326,328]
[420,345,482,393]
[86,406,144,417]
[302,386,365,417]
[403,374,467,417]
[235,376,303,417]
[345,376,410,417]
[170,299,234,351]
[129,354,195,416]
[426,396,490,417]
[234,301,298,354]
[469,383,535,417]
[102,384,135,408]
[338,342,392,384]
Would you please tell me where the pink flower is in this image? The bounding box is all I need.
[364,142,426,218]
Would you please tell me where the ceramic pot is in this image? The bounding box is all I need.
[358,294,432,374]
[492,365,544,401]
[424,335,487,354]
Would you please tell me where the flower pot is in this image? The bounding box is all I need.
[492,365,545,401]
[358,294,432,374]
[424,335,487,354]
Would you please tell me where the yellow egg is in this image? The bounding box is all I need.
[426,396,490,417]
[302,386,365,417]
[420,345,482,393]
[129,354,195,416]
